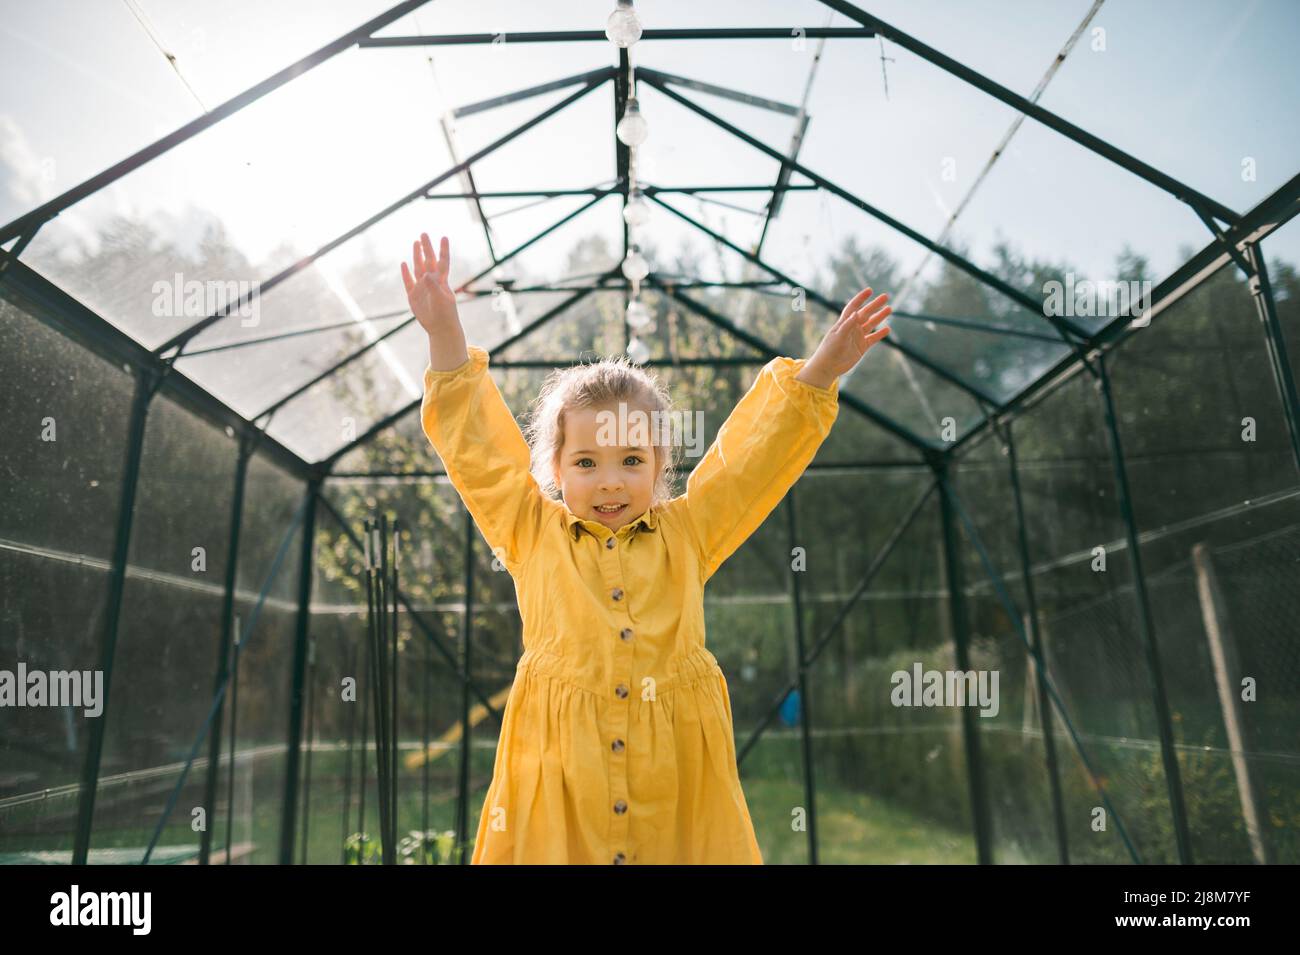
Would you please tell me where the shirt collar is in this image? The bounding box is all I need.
[564,504,658,541]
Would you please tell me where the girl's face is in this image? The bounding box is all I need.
[554,401,657,531]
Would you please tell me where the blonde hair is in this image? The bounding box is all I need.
[524,355,678,506]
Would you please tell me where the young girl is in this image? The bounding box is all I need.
[401,233,891,864]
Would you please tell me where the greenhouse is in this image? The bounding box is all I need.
[1,0,1297,866]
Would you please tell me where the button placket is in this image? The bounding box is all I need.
[601,529,634,860]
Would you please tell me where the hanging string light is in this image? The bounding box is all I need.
[616,96,649,147]
[605,1,642,47]
[626,299,654,332]
[608,2,652,363]
[622,186,649,227]
[621,245,649,282]
[625,336,650,364]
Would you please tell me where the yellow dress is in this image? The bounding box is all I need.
[420,345,839,864]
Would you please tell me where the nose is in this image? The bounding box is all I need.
[598,468,623,491]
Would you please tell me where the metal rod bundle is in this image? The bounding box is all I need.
[363,513,402,864]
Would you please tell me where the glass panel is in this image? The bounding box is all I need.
[1036,0,1300,209]
[169,195,493,434]
[1107,262,1297,530]
[124,0,400,107]
[86,394,236,861]
[761,189,1075,407]
[839,329,988,446]
[1106,261,1300,863]
[210,454,304,864]
[952,113,1208,329]
[0,295,134,858]
[315,478,486,864]
[838,0,1100,98]
[258,321,429,464]
[705,511,802,864]
[950,434,1061,863]
[805,478,977,863]
[295,606,364,864]
[1011,371,1174,862]
[469,194,618,285]
[1263,214,1300,411]
[17,45,458,349]
[0,2,203,227]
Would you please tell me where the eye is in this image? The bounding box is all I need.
[577,458,594,468]
[624,454,644,467]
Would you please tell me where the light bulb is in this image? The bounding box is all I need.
[605,1,642,48]
[616,97,649,147]
[626,336,650,364]
[626,300,652,329]
[621,247,649,282]
[622,188,650,228]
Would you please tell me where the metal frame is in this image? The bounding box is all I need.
[4,1,1298,868]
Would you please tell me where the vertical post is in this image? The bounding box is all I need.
[422,638,432,864]
[201,435,252,864]
[357,635,371,861]
[785,490,819,865]
[341,641,358,865]
[1096,354,1193,863]
[1244,242,1300,475]
[390,517,400,856]
[615,46,631,352]
[280,477,321,864]
[72,367,158,865]
[298,635,318,864]
[1004,424,1070,864]
[225,614,241,863]
[1191,542,1271,864]
[935,456,993,865]
[458,509,474,863]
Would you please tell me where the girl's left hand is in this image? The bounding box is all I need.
[800,286,892,386]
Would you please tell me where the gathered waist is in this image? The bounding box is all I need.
[516,644,721,697]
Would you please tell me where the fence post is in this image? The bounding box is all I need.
[1191,542,1271,864]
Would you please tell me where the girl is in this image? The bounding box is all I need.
[401,233,891,864]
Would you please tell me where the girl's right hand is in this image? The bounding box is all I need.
[400,233,460,336]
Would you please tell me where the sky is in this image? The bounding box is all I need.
[1,0,1298,332]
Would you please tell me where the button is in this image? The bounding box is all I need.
[606,537,616,549]
[615,684,629,699]
[613,852,626,864]
[611,738,625,753]
[620,627,634,642]
[611,587,624,601]
[614,799,627,814]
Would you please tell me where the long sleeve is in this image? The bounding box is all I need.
[681,356,839,582]
[420,345,552,573]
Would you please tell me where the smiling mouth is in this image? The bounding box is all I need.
[594,503,626,515]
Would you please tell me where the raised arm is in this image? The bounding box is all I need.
[403,234,552,572]
[681,286,892,581]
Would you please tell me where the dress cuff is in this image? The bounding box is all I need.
[424,345,490,386]
[765,355,840,421]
